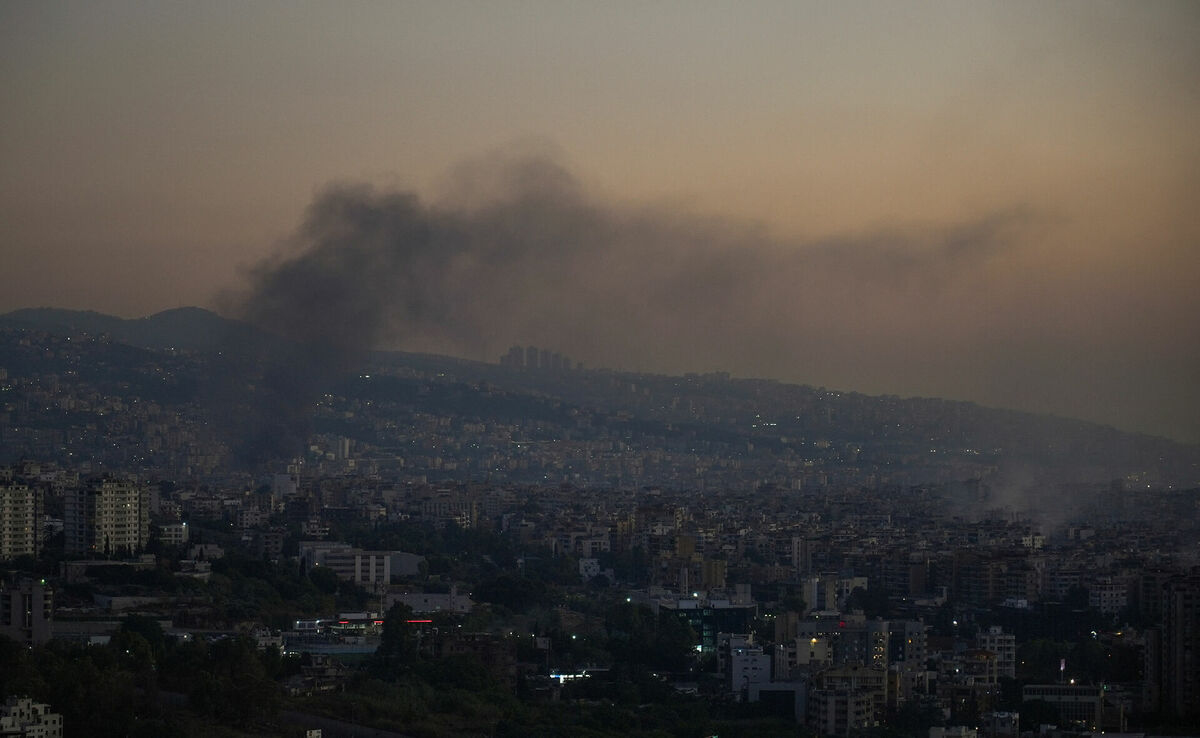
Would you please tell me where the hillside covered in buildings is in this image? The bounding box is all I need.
[1,307,1196,490]
[1,308,1198,737]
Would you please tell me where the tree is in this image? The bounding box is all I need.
[1017,639,1071,683]
[120,614,166,663]
[110,630,157,675]
[307,563,340,594]
[374,601,419,675]
[605,603,697,672]
[654,610,698,671]
[846,586,890,619]
[473,573,546,612]
[1020,699,1060,730]
[779,590,806,615]
[201,635,281,723]
[1065,585,1090,610]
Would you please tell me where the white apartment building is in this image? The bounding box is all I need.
[64,479,148,556]
[0,483,39,560]
[978,626,1016,679]
[0,696,63,738]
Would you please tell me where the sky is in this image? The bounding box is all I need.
[1,1,1198,443]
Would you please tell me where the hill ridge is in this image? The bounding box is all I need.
[2,305,1197,456]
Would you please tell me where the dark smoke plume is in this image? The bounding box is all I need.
[225,151,1036,464]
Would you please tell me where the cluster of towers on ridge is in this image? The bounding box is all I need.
[498,345,579,372]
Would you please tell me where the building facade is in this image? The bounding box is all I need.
[0,483,41,560]
[978,626,1016,680]
[1022,684,1102,731]
[0,577,53,645]
[0,696,63,738]
[1160,573,1200,720]
[299,541,395,588]
[64,478,148,556]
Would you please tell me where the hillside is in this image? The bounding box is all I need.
[1,306,1197,487]
[0,306,263,352]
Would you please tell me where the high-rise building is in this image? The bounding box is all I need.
[889,620,928,667]
[807,687,872,737]
[0,482,41,560]
[64,478,149,556]
[0,577,53,645]
[499,345,525,367]
[1161,573,1200,720]
[978,626,1016,679]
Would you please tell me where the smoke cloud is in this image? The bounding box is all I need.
[237,152,1036,374]
[226,149,1199,460]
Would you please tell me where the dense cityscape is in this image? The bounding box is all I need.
[5,4,1199,737]
[1,311,1198,738]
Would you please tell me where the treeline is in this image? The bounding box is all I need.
[0,616,290,737]
[293,601,807,738]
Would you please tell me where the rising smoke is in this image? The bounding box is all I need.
[237,151,1035,369]
[224,150,1041,464]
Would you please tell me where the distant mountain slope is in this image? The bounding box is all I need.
[361,351,1200,483]
[2,306,1197,483]
[0,307,127,336]
[0,306,262,351]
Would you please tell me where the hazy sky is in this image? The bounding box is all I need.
[2,1,1198,443]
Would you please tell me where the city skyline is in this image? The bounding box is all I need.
[2,2,1198,443]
